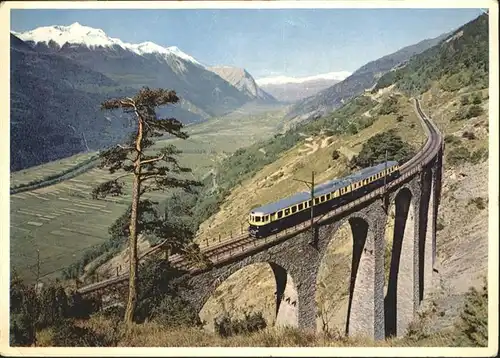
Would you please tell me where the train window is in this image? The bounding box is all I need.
[291,206,297,213]
[265,215,269,222]
[326,193,331,200]
[277,211,283,219]
[308,200,312,206]
[298,203,303,210]
[284,208,290,215]
[314,198,320,205]
[255,216,261,222]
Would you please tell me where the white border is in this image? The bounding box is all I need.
[0,1,498,357]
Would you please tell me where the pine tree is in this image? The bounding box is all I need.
[92,87,203,325]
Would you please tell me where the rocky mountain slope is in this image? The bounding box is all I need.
[208,66,276,102]
[257,72,351,103]
[285,31,451,123]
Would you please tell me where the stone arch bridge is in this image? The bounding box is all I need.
[78,99,444,340]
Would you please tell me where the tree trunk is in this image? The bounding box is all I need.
[124,113,143,326]
[124,173,141,325]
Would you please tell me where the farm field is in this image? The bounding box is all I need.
[10,151,98,188]
[10,106,288,282]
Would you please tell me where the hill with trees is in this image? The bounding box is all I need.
[373,14,488,94]
[284,31,450,123]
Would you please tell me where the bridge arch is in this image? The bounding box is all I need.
[197,261,299,331]
[385,186,418,337]
[316,210,384,339]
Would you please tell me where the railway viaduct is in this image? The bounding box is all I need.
[78,99,444,340]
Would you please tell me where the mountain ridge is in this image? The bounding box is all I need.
[285,31,453,122]
[208,66,276,102]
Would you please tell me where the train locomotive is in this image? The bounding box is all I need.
[248,161,400,238]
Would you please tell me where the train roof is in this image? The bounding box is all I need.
[250,161,399,215]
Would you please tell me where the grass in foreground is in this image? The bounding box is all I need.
[31,278,487,348]
[34,316,458,347]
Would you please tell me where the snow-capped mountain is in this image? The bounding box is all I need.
[256,71,352,86]
[10,23,277,170]
[208,66,276,102]
[12,22,203,66]
[12,23,252,119]
[256,71,351,103]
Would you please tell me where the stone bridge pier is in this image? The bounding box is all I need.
[176,164,440,340]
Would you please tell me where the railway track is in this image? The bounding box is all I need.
[77,98,443,295]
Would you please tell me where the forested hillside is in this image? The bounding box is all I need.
[10,34,132,171]
[373,14,488,94]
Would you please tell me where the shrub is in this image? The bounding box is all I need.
[378,96,399,115]
[396,115,404,122]
[467,105,484,118]
[436,219,445,231]
[460,95,470,106]
[9,273,101,346]
[331,150,340,161]
[461,131,476,140]
[132,259,202,327]
[444,135,461,145]
[51,319,114,347]
[447,146,471,166]
[214,312,267,338]
[470,147,488,164]
[350,129,415,169]
[10,313,35,346]
[468,197,487,210]
[149,296,202,328]
[453,279,488,347]
[346,123,358,135]
[472,93,483,104]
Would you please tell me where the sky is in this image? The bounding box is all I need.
[10,8,484,79]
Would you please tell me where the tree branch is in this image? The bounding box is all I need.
[117,144,135,150]
[140,154,165,165]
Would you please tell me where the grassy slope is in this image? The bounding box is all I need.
[10,106,288,282]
